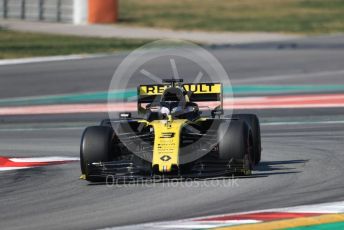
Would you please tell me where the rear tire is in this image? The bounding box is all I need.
[80,126,114,177]
[232,114,261,164]
[218,120,253,173]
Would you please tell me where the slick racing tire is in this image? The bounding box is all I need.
[80,126,114,177]
[218,120,254,173]
[232,114,261,164]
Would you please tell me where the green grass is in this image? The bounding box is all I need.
[0,29,150,59]
[119,0,344,33]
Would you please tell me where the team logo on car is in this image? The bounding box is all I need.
[160,155,171,162]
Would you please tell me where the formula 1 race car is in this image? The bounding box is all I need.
[80,79,261,182]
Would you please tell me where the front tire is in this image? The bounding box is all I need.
[80,126,114,177]
[232,114,261,164]
[218,120,254,174]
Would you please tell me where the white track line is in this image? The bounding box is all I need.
[157,220,261,229]
[0,54,106,66]
[0,127,84,132]
[0,167,30,171]
[261,120,344,126]
[9,157,80,162]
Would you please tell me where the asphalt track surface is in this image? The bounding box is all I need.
[1,35,344,230]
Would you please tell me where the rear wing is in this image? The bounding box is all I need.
[137,83,223,113]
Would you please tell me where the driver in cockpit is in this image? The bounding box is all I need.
[159,87,197,117]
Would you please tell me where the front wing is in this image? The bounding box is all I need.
[85,158,250,182]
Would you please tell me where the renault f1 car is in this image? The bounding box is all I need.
[80,79,261,182]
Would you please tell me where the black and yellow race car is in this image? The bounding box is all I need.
[80,79,261,182]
